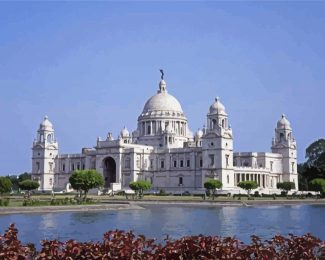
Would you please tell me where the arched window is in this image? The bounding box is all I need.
[179,177,183,185]
[280,133,284,142]
[212,119,217,129]
[47,134,52,142]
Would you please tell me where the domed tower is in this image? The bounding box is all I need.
[31,116,58,191]
[202,97,234,188]
[119,126,131,144]
[137,71,192,148]
[271,114,298,189]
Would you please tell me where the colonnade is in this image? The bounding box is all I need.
[139,120,187,136]
[234,173,279,189]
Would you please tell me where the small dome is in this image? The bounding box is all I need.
[209,97,226,114]
[195,129,203,139]
[39,116,53,130]
[277,114,291,129]
[120,126,130,138]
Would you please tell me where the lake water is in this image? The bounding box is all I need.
[0,204,324,246]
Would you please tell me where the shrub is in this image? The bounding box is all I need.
[237,181,258,196]
[0,198,10,207]
[0,224,324,259]
[69,170,104,199]
[204,179,222,200]
[129,180,151,198]
[277,182,296,197]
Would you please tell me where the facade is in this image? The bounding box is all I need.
[31,75,298,193]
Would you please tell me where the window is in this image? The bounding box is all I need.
[62,164,65,172]
[199,158,203,167]
[144,159,148,168]
[49,178,52,186]
[136,159,140,168]
[147,125,151,135]
[227,175,229,184]
[169,137,172,144]
[77,163,80,170]
[160,160,165,169]
[36,162,40,172]
[179,177,183,185]
[180,160,184,167]
[209,154,214,167]
[280,133,284,142]
[187,159,190,167]
[174,160,177,167]
[47,134,52,143]
[49,162,53,172]
[150,159,153,169]
[291,162,295,173]
[82,164,85,170]
[226,155,229,167]
[270,161,273,171]
[72,164,75,171]
[125,158,131,169]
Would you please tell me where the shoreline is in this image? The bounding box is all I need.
[0,203,143,215]
[0,199,324,214]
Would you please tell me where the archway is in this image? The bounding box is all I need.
[103,157,116,188]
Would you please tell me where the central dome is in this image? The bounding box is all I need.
[143,92,183,113]
[142,80,183,114]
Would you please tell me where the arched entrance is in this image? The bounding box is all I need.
[103,157,116,188]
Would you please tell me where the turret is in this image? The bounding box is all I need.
[271,114,298,189]
[31,116,58,191]
[202,97,234,189]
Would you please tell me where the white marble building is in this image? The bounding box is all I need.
[31,74,298,194]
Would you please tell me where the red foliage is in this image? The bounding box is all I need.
[0,224,324,259]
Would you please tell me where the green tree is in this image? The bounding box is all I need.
[305,139,325,166]
[298,139,325,190]
[204,179,222,200]
[277,182,295,197]
[237,181,258,197]
[129,180,151,198]
[309,178,325,197]
[18,172,31,182]
[18,180,39,198]
[0,177,12,196]
[69,170,104,200]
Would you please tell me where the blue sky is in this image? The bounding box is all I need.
[0,2,324,175]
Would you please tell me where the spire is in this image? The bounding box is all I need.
[158,69,167,93]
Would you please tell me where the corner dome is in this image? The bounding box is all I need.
[195,128,203,139]
[277,114,291,129]
[39,116,53,130]
[209,97,226,115]
[120,126,130,138]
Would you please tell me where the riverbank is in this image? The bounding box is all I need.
[129,198,325,207]
[0,198,324,214]
[0,203,143,215]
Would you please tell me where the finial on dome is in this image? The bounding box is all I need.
[44,115,48,120]
[215,97,220,102]
[158,69,167,93]
[282,113,285,118]
[160,69,164,80]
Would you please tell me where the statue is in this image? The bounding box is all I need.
[160,69,164,80]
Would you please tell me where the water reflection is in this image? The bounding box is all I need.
[39,213,57,230]
[0,204,323,247]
